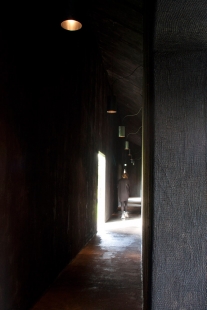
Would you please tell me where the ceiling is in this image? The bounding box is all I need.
[3,0,143,147]
[89,0,143,146]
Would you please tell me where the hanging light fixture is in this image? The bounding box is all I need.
[60,1,82,31]
[125,141,129,150]
[131,159,135,165]
[118,107,142,138]
[107,22,118,113]
[107,95,117,114]
[61,19,82,31]
[124,126,142,151]
[118,126,125,137]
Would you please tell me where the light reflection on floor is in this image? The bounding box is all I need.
[31,210,143,310]
[97,210,142,237]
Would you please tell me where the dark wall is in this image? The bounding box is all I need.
[127,146,142,197]
[152,50,207,310]
[127,161,141,197]
[0,9,117,310]
[143,1,207,308]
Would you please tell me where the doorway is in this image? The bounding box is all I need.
[97,151,106,232]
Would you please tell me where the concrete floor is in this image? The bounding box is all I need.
[31,210,143,310]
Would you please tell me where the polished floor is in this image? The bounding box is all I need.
[31,210,142,310]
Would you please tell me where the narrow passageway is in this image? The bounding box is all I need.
[31,209,142,310]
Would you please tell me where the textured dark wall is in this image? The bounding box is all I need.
[143,1,207,309]
[0,15,117,310]
[152,51,207,309]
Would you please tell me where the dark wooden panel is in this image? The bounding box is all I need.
[0,21,117,310]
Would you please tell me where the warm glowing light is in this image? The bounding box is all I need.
[107,95,117,113]
[61,19,82,31]
[107,110,117,114]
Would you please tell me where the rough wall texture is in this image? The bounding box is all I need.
[0,18,117,310]
[143,1,207,309]
[152,51,207,309]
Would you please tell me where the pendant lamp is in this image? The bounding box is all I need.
[60,1,82,31]
[124,126,142,151]
[124,141,129,150]
[118,126,125,137]
[107,95,117,113]
[61,19,82,31]
[119,108,142,139]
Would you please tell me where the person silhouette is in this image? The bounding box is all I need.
[117,173,130,219]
